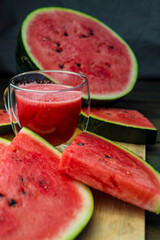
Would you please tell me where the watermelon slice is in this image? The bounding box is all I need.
[16,7,138,105]
[0,128,93,240]
[60,131,160,214]
[0,137,10,158]
[82,107,157,144]
[0,109,13,135]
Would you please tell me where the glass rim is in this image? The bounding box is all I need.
[9,70,88,93]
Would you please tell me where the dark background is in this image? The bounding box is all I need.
[0,0,160,79]
[1,0,160,128]
[0,1,160,239]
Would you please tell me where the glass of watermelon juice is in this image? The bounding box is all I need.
[4,70,90,146]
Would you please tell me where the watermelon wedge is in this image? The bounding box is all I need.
[82,107,157,144]
[0,137,10,158]
[0,128,93,240]
[0,109,13,135]
[60,131,160,214]
[16,7,138,105]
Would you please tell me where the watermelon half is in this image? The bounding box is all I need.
[0,128,93,240]
[0,109,13,135]
[60,131,160,214]
[16,7,138,105]
[82,107,157,144]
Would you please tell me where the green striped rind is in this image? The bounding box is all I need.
[19,127,94,240]
[58,181,94,240]
[80,112,157,144]
[85,131,160,214]
[21,127,62,157]
[0,137,11,146]
[16,7,138,104]
[16,34,38,73]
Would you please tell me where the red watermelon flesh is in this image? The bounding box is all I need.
[0,137,10,159]
[81,107,157,144]
[18,8,138,102]
[0,128,93,240]
[89,108,156,128]
[0,109,13,134]
[0,109,10,125]
[60,131,160,213]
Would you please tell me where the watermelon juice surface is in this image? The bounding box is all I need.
[16,83,82,146]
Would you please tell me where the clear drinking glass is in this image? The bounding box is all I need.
[4,70,90,147]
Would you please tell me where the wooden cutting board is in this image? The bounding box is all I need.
[2,134,145,240]
[76,142,145,240]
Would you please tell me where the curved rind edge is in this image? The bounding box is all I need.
[90,111,157,130]
[85,130,160,177]
[0,137,11,145]
[80,112,157,144]
[19,127,94,239]
[83,130,160,213]
[59,182,94,240]
[17,7,138,102]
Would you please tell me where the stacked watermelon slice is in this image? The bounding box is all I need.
[0,128,160,240]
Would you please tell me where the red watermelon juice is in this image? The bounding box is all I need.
[16,83,82,146]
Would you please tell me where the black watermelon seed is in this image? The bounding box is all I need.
[64,32,69,36]
[9,199,17,207]
[89,29,94,36]
[105,62,111,68]
[0,193,4,198]
[105,155,111,158]
[59,63,64,69]
[76,63,81,67]
[39,180,48,189]
[20,177,24,182]
[77,143,84,146]
[81,34,87,38]
[109,45,114,49]
[22,189,27,195]
[56,49,62,53]
[39,180,45,185]
[56,42,60,47]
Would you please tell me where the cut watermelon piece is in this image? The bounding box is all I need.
[0,128,93,240]
[60,131,160,214]
[0,137,10,158]
[16,7,138,105]
[0,109,13,135]
[82,107,157,144]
